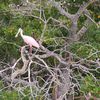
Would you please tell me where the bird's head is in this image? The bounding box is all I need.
[15,28,23,38]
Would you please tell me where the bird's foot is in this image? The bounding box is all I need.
[29,53,32,56]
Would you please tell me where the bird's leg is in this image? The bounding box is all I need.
[29,46,32,54]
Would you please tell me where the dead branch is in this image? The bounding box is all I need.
[49,0,74,19]
[11,46,29,81]
[76,0,98,19]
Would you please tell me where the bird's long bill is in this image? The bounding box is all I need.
[15,29,20,38]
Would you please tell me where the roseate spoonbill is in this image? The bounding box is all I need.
[15,28,40,53]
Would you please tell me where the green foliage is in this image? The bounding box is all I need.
[0,81,19,100]
[0,91,19,100]
[70,25,100,60]
[71,42,98,60]
[78,15,87,28]
[0,26,20,60]
[0,83,44,100]
[80,75,100,97]
[0,81,4,88]
[83,25,100,43]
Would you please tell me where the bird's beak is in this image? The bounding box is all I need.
[15,32,18,38]
[15,29,20,38]
[15,28,23,38]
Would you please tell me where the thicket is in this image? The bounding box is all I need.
[0,0,100,100]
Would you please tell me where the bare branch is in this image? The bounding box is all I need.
[11,46,29,81]
[49,0,74,19]
[76,0,98,18]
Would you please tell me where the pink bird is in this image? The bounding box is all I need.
[15,28,40,53]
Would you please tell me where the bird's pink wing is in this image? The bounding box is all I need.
[23,35,40,48]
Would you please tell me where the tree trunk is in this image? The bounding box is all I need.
[57,68,71,100]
